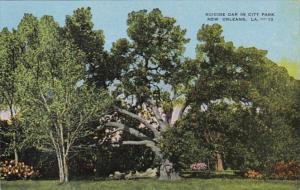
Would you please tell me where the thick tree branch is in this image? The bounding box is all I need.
[122,140,153,145]
[98,121,153,141]
[149,102,168,130]
[114,106,160,137]
[170,100,190,125]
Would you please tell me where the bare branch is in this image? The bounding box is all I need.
[100,122,153,141]
[40,92,51,113]
[122,140,153,145]
[114,106,160,137]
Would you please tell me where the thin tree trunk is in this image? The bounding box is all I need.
[56,151,69,183]
[58,123,69,183]
[10,107,18,164]
[13,132,18,164]
[62,155,69,182]
[57,153,64,183]
[14,147,18,164]
[215,151,224,172]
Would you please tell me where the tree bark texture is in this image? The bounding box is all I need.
[215,152,224,172]
[158,159,181,180]
[102,103,188,180]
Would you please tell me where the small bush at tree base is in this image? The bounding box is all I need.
[190,162,207,171]
[271,161,300,180]
[244,170,263,179]
[0,160,39,180]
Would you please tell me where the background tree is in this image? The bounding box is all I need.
[181,23,300,172]
[64,7,123,88]
[0,27,24,163]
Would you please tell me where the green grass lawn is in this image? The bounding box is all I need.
[1,179,299,190]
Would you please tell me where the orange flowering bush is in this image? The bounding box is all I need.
[0,160,39,180]
[244,170,263,179]
[271,161,300,180]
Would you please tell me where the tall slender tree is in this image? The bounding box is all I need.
[0,27,23,163]
[16,15,112,183]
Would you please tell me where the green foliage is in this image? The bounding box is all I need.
[112,8,189,105]
[17,13,39,49]
[64,7,118,88]
[160,125,209,171]
[1,8,299,181]
[15,14,112,153]
[0,26,26,161]
[0,11,113,182]
[181,23,300,172]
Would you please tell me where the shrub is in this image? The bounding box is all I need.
[190,162,207,171]
[0,160,39,180]
[271,161,300,180]
[244,170,262,179]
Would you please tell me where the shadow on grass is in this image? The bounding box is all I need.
[180,170,243,179]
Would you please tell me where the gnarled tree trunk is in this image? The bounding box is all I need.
[215,151,224,172]
[122,139,181,180]
[159,159,180,180]
[102,102,188,180]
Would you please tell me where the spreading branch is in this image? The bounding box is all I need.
[114,106,160,137]
[99,121,153,141]
[148,101,168,130]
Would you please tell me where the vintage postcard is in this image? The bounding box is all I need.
[0,0,299,189]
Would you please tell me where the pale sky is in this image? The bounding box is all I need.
[0,0,300,63]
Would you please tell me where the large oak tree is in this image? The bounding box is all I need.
[97,8,190,180]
